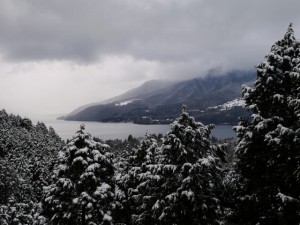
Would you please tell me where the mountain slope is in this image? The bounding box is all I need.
[61,70,254,124]
[102,79,176,104]
[66,79,175,117]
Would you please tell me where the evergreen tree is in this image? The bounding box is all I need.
[128,106,225,224]
[115,134,159,225]
[42,124,115,225]
[153,106,225,224]
[0,110,64,224]
[233,24,300,225]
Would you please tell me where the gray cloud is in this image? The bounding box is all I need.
[1,0,300,116]
[1,0,300,65]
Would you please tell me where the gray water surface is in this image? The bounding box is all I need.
[33,116,236,140]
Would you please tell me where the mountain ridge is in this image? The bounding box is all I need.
[61,70,254,124]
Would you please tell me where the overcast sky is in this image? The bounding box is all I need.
[0,0,300,117]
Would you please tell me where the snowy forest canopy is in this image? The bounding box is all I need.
[0,24,300,225]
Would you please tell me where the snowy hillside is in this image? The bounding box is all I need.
[115,99,141,106]
[62,71,254,124]
[207,98,245,111]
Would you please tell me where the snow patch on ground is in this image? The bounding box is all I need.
[115,99,140,106]
[207,98,245,111]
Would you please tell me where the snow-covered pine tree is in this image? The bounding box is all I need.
[115,134,159,225]
[134,106,225,225]
[42,124,115,225]
[233,24,300,225]
[0,110,64,224]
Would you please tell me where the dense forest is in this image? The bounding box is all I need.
[0,25,300,225]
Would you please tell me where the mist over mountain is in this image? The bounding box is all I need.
[61,70,254,124]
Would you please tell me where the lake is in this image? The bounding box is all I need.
[33,116,236,140]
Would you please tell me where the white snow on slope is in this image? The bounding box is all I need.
[207,98,245,111]
[115,99,140,106]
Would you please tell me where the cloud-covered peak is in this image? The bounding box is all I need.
[0,0,299,116]
[0,0,299,65]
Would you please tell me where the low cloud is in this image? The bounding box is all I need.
[0,0,299,64]
[0,0,299,116]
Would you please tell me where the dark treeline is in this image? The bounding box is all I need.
[0,110,64,224]
[1,25,300,225]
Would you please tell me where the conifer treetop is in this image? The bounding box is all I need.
[234,24,300,224]
[284,23,295,44]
